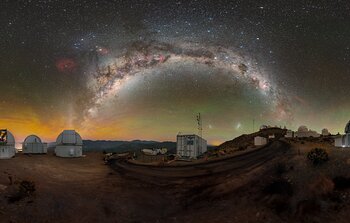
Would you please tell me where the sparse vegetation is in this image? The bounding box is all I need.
[307,148,329,166]
[7,180,36,203]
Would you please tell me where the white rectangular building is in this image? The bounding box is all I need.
[254,136,267,146]
[285,130,294,138]
[334,136,343,147]
[334,134,350,147]
[176,134,207,159]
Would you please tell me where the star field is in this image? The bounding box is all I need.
[1,0,350,144]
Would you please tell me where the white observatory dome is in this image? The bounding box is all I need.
[4,131,15,146]
[24,135,42,144]
[56,130,83,146]
[260,125,268,130]
[321,128,330,135]
[345,121,350,134]
[0,130,16,159]
[22,134,46,154]
[298,125,308,133]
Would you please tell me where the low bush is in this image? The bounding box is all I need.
[7,180,36,203]
[307,148,329,166]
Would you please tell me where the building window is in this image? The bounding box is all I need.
[187,140,194,145]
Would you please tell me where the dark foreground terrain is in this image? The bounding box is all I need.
[1,139,350,223]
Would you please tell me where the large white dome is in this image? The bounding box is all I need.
[345,121,350,133]
[1,130,15,146]
[56,130,83,146]
[24,135,42,144]
[322,128,330,135]
[298,125,308,132]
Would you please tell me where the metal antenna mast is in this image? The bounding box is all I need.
[197,113,202,138]
[253,118,255,133]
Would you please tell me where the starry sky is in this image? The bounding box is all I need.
[1,0,350,145]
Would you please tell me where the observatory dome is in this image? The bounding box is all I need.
[56,130,83,146]
[4,131,15,146]
[345,121,350,134]
[22,134,46,154]
[322,128,330,135]
[24,135,42,144]
[298,126,308,132]
[260,125,268,130]
[0,130,16,159]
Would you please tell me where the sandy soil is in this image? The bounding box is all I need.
[0,152,176,223]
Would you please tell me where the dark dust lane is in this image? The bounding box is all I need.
[110,140,290,181]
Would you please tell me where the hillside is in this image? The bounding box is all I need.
[82,140,177,153]
[218,127,287,151]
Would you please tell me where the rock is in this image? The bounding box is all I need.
[0,184,7,191]
[346,158,350,165]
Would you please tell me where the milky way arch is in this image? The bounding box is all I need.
[84,40,291,123]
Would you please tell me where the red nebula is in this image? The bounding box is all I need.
[55,58,77,72]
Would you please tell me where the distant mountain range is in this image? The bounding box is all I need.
[82,140,177,153]
[47,140,217,154]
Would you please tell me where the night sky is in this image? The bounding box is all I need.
[1,0,350,144]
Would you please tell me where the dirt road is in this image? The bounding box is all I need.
[111,140,290,181]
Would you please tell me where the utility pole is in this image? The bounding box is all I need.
[253,118,255,133]
[197,113,202,138]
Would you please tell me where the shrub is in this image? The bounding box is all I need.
[307,148,329,166]
[7,180,36,203]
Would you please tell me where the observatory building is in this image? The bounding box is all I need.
[176,134,207,159]
[259,125,268,130]
[55,130,83,157]
[335,121,350,148]
[0,130,16,159]
[22,135,47,154]
[295,125,320,138]
[321,128,330,136]
[285,130,294,138]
